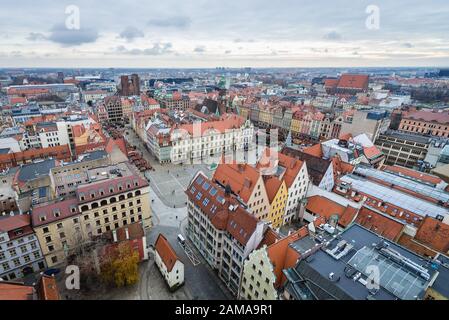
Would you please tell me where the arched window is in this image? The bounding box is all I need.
[135,190,141,196]
[119,195,125,201]
[109,197,117,204]
[91,202,99,209]
[100,200,107,206]
[127,193,133,199]
[81,205,89,212]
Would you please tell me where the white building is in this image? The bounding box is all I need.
[154,234,184,291]
[170,114,253,164]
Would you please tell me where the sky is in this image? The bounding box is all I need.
[0,0,449,68]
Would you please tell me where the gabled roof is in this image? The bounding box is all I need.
[186,172,259,246]
[213,163,260,203]
[355,206,405,241]
[154,233,180,272]
[415,217,449,253]
[31,197,79,227]
[306,195,358,227]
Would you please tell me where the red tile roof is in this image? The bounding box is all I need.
[213,163,260,203]
[415,217,449,253]
[355,206,405,241]
[0,282,35,300]
[266,227,309,288]
[186,173,259,246]
[404,110,449,125]
[31,198,79,227]
[263,176,283,203]
[0,214,31,233]
[306,195,358,227]
[154,234,180,272]
[37,275,60,300]
[302,144,323,158]
[337,74,369,90]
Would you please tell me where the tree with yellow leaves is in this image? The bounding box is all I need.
[101,242,140,287]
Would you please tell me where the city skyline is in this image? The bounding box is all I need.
[1,0,449,68]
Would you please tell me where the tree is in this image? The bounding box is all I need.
[101,242,140,287]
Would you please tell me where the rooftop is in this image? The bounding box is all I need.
[340,174,449,219]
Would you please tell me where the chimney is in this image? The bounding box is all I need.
[125,227,130,240]
[112,230,118,243]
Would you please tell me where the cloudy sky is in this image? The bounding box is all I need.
[1,0,449,68]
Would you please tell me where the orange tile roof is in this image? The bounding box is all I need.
[363,145,383,159]
[302,143,323,158]
[213,163,260,203]
[337,74,369,90]
[0,214,31,233]
[263,176,283,203]
[154,234,180,272]
[37,275,60,300]
[0,282,35,300]
[306,195,357,226]
[355,206,404,241]
[257,227,281,249]
[187,173,259,246]
[266,227,308,288]
[415,217,449,253]
[174,113,246,136]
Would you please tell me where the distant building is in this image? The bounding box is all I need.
[154,234,184,291]
[104,96,123,124]
[119,74,140,97]
[375,131,430,169]
[324,74,370,95]
[399,110,449,138]
[340,109,390,142]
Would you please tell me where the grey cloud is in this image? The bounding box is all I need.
[402,42,414,48]
[147,16,191,29]
[27,32,47,41]
[323,31,342,41]
[194,46,206,53]
[225,50,232,54]
[47,24,99,46]
[118,26,144,42]
[113,42,173,55]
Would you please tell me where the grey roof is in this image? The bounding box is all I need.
[340,174,449,219]
[354,165,449,204]
[286,224,436,300]
[77,150,108,162]
[18,159,56,182]
[380,131,431,144]
[0,148,10,155]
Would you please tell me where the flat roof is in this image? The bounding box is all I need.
[18,159,55,182]
[296,224,435,300]
[354,166,449,204]
[340,174,449,219]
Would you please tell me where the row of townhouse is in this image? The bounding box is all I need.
[239,102,344,141]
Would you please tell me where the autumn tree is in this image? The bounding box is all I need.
[101,242,140,287]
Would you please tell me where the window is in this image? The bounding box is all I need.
[51,256,58,264]
[45,236,52,243]
[33,251,40,259]
[9,249,17,256]
[43,227,49,233]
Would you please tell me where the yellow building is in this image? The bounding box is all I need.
[258,108,273,127]
[264,177,287,229]
[32,162,152,267]
[290,116,302,135]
